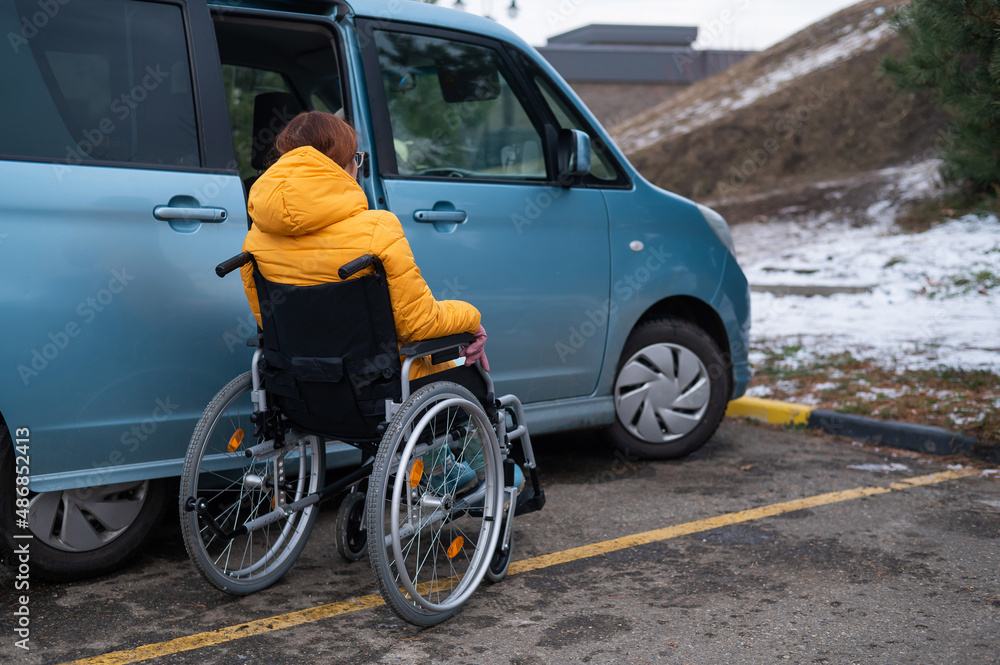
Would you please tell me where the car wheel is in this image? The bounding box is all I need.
[605,318,729,460]
[0,425,167,581]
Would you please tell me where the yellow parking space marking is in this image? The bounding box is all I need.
[510,468,977,574]
[66,595,387,665]
[64,468,978,665]
[726,396,813,426]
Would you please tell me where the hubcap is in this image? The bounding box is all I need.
[28,481,148,552]
[614,343,712,443]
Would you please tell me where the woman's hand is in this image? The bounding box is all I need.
[461,325,490,372]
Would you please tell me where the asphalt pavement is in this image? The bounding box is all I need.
[3,420,999,665]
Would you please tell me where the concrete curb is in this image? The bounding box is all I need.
[726,397,999,464]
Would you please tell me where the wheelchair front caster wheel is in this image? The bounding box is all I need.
[335,490,368,562]
[484,520,512,584]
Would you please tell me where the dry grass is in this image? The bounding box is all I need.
[896,192,1000,233]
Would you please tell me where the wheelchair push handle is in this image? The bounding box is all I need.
[216,252,252,278]
[338,254,379,280]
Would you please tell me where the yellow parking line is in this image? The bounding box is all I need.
[64,595,387,665]
[509,468,977,574]
[64,468,978,665]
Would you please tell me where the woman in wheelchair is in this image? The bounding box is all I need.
[241,110,510,495]
[179,111,542,626]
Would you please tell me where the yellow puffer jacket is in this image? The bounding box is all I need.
[241,146,481,379]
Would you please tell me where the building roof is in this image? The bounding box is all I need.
[546,24,699,47]
[537,23,753,85]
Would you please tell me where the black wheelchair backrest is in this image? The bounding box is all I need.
[251,254,403,440]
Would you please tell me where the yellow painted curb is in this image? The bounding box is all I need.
[726,396,813,426]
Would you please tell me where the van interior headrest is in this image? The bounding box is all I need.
[251,92,304,171]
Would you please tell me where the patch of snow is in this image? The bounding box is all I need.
[848,463,911,473]
[813,382,840,391]
[745,384,774,397]
[736,208,1000,372]
[982,469,999,477]
[950,412,986,426]
[617,15,893,153]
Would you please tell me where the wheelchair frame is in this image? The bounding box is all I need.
[179,252,544,626]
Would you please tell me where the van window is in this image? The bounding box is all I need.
[373,30,546,180]
[534,76,619,182]
[505,49,626,186]
[1,0,199,167]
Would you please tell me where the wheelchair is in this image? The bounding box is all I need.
[178,252,544,626]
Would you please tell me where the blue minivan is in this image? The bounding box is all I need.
[0,0,750,579]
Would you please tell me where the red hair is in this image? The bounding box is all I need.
[273,111,357,170]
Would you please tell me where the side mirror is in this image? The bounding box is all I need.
[557,128,591,184]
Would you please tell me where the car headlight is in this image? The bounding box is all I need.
[697,204,737,259]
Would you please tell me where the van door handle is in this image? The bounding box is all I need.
[153,205,228,222]
[413,210,467,224]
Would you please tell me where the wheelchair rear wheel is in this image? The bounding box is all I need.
[367,382,504,626]
[180,372,324,594]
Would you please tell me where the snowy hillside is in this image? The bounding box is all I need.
[614,9,895,155]
[610,0,943,207]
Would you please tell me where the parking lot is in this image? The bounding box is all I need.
[4,420,999,665]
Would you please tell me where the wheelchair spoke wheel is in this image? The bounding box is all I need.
[368,382,504,626]
[179,372,324,594]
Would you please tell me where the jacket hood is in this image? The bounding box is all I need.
[247,146,368,236]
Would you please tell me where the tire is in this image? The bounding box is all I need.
[1,423,167,582]
[335,489,368,562]
[605,318,729,460]
[367,382,504,626]
[179,372,324,594]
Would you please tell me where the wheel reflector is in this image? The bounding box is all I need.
[409,459,424,488]
[227,429,244,453]
[446,536,464,559]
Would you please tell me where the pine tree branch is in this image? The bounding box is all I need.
[965,1,1000,29]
